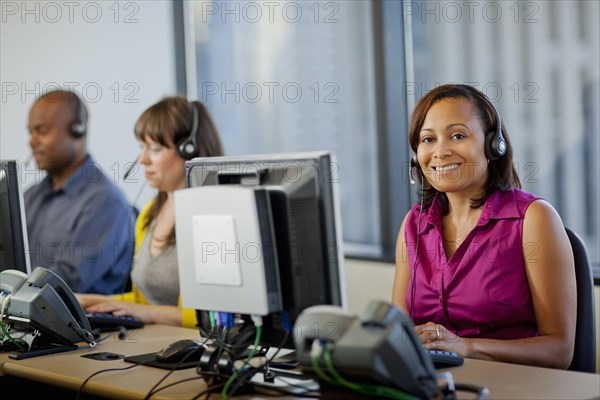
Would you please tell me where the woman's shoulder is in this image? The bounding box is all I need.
[524,197,561,222]
[521,192,566,242]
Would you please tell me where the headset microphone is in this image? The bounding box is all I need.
[122,156,146,216]
[123,156,140,181]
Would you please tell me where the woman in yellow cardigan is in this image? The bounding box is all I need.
[76,96,224,328]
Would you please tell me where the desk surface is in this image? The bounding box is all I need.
[1,324,599,399]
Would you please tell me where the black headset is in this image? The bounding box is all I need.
[176,101,200,160]
[69,93,88,138]
[484,100,507,161]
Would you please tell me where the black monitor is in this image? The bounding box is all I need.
[175,151,347,348]
[0,160,31,275]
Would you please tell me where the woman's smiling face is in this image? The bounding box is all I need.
[417,97,489,197]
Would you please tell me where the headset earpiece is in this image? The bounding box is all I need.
[176,101,200,160]
[70,93,88,138]
[484,102,507,161]
[485,130,506,160]
[410,154,419,185]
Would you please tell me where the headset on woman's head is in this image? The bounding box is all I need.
[176,101,200,160]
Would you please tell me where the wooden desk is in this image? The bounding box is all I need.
[440,359,600,399]
[0,325,207,399]
[1,324,599,399]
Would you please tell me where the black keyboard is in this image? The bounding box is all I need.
[426,349,464,368]
[86,312,144,330]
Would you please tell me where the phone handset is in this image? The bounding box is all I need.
[294,300,438,399]
[26,267,93,332]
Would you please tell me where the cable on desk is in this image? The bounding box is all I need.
[193,382,226,400]
[322,342,419,400]
[220,314,263,399]
[143,370,230,400]
[310,339,336,384]
[0,293,25,351]
[76,359,157,400]
[194,312,297,399]
[138,375,223,400]
[226,328,292,396]
[0,322,25,351]
[142,327,215,400]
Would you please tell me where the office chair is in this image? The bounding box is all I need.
[565,227,596,373]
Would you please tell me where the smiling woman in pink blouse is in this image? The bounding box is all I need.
[392,84,576,369]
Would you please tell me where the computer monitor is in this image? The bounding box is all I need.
[175,151,347,348]
[0,160,32,275]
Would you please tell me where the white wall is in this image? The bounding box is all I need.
[343,258,395,315]
[0,0,178,207]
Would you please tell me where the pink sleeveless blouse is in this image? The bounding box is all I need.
[405,188,540,339]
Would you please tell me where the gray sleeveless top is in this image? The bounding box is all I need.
[130,224,180,306]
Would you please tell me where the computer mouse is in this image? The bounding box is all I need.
[155,339,207,363]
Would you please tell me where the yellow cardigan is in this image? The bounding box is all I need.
[115,200,197,328]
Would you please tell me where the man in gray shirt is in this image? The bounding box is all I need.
[25,89,135,294]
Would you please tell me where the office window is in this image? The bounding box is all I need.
[184,0,598,267]
[407,0,600,264]
[185,1,387,257]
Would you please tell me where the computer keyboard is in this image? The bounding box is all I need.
[426,349,464,368]
[86,312,144,330]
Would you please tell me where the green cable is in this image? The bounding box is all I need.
[323,343,417,400]
[309,343,336,384]
[221,323,262,399]
[0,323,24,350]
[208,310,216,331]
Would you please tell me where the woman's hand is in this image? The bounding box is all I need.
[415,322,471,356]
[85,300,154,324]
[75,293,109,309]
